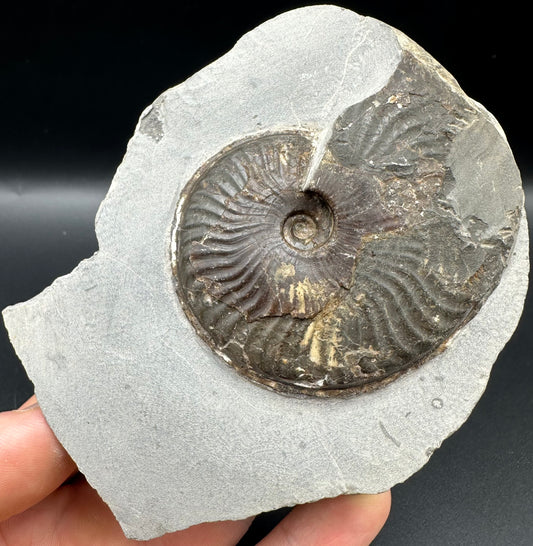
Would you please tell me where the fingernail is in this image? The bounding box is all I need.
[16,402,40,412]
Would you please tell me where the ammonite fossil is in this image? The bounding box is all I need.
[173,51,522,397]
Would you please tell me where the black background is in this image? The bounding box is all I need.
[1,1,531,544]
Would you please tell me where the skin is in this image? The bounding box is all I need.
[0,396,391,545]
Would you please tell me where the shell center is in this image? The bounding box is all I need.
[281,191,333,251]
[290,214,317,241]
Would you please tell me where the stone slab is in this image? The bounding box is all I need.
[2,5,529,540]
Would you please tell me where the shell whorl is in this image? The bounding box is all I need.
[172,52,520,397]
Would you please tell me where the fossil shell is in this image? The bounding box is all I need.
[173,51,522,397]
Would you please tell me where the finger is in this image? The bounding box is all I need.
[2,476,253,546]
[0,397,77,521]
[18,394,38,410]
[259,492,391,546]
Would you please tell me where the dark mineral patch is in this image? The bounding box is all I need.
[139,100,164,142]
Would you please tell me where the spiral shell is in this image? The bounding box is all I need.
[172,52,521,397]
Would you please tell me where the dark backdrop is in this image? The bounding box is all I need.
[1,2,531,544]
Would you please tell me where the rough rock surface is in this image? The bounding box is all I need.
[2,5,528,540]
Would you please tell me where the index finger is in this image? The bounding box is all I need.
[0,396,77,521]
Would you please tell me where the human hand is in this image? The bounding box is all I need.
[0,396,391,545]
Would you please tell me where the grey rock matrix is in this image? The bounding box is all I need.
[2,5,528,540]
